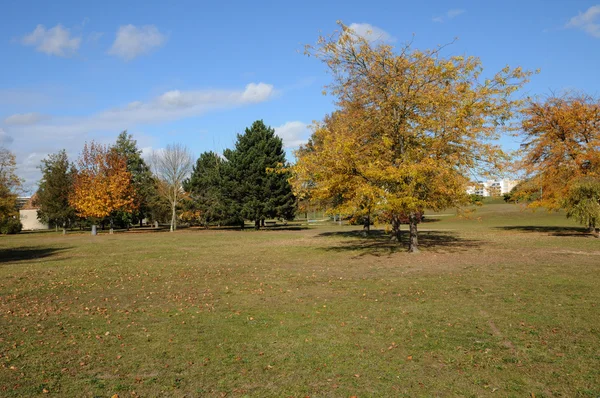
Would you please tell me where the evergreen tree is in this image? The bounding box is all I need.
[112,131,156,227]
[36,150,77,233]
[224,120,296,229]
[184,151,233,227]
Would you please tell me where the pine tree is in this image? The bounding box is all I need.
[225,120,296,229]
[36,150,77,233]
[183,151,232,227]
[113,131,156,227]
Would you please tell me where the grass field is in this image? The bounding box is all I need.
[1,203,599,397]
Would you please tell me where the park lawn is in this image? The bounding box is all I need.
[0,203,599,397]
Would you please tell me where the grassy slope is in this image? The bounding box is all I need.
[0,203,599,397]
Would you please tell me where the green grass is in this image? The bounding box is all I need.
[1,203,599,397]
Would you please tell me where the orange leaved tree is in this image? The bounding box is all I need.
[70,142,137,233]
[294,22,533,252]
[514,93,600,233]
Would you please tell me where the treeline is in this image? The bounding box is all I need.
[29,120,295,233]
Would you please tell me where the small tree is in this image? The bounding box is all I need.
[36,150,77,233]
[563,178,600,236]
[70,142,137,234]
[0,147,22,233]
[151,144,193,232]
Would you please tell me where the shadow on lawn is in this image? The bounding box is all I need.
[0,246,71,264]
[204,224,311,232]
[496,225,592,237]
[318,229,482,256]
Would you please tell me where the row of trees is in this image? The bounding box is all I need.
[33,120,295,234]
[3,23,598,246]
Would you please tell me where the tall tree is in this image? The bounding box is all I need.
[514,94,600,211]
[184,151,231,227]
[151,144,193,232]
[36,150,77,233]
[294,22,532,252]
[112,131,156,227]
[70,142,137,233]
[0,148,22,231]
[225,120,296,229]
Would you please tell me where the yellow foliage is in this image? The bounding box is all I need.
[515,94,600,210]
[70,142,137,219]
[294,22,532,222]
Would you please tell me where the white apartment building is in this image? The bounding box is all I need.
[466,179,520,197]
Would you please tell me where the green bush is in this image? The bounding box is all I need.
[0,218,23,234]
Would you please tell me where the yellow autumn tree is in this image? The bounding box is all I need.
[514,93,600,233]
[70,142,137,233]
[294,22,533,252]
[514,94,600,207]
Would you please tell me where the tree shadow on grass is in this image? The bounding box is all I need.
[318,229,483,256]
[421,217,442,223]
[496,226,592,237]
[204,224,311,232]
[0,246,72,264]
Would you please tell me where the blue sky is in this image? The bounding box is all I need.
[1,0,599,192]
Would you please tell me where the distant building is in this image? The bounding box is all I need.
[466,179,520,197]
[17,195,49,231]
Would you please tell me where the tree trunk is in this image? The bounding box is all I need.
[62,221,66,235]
[363,213,371,233]
[109,218,114,234]
[170,202,176,232]
[254,219,260,230]
[408,213,419,253]
[390,214,401,242]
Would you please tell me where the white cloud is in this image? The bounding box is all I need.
[108,24,166,61]
[0,128,14,146]
[275,121,310,149]
[11,82,274,135]
[433,9,466,23]
[566,5,600,38]
[4,83,275,187]
[4,112,47,125]
[21,24,81,56]
[348,23,395,43]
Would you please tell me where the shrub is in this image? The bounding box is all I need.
[0,218,23,234]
